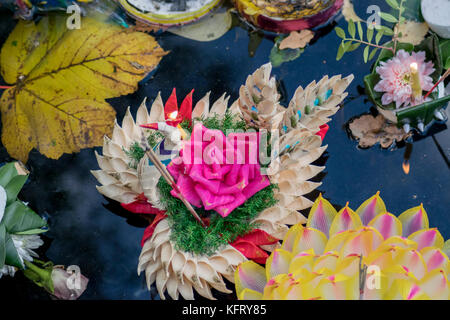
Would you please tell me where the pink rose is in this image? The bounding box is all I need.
[167,124,270,217]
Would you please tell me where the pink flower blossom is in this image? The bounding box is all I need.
[374,50,435,108]
[168,124,270,218]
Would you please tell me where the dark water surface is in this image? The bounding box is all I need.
[0,0,449,299]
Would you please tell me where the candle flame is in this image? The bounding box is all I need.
[168,111,178,120]
[410,62,418,72]
[402,161,410,175]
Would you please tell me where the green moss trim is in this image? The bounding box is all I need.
[157,178,278,256]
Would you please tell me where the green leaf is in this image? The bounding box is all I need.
[4,174,28,205]
[397,95,450,125]
[440,39,450,69]
[269,38,304,68]
[343,41,352,52]
[385,0,399,9]
[335,27,346,39]
[380,26,394,36]
[379,12,398,23]
[367,27,374,43]
[3,201,47,234]
[400,0,423,22]
[0,163,19,188]
[347,42,361,52]
[348,20,356,39]
[375,29,384,45]
[4,232,23,269]
[363,46,370,63]
[357,21,363,40]
[14,228,48,235]
[336,42,345,61]
[0,224,5,269]
[414,33,443,81]
[369,48,379,60]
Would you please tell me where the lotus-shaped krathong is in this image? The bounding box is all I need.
[92,63,354,299]
[235,193,450,300]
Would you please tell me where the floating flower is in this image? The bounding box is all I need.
[94,63,354,299]
[374,50,435,108]
[23,261,89,300]
[51,266,89,300]
[11,234,44,265]
[167,123,270,217]
[235,193,450,300]
[0,162,88,300]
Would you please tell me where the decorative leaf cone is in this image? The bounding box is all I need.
[235,193,450,300]
[92,63,354,299]
[281,74,355,133]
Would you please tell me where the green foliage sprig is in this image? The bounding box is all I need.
[158,177,278,256]
[335,0,407,62]
[0,163,47,270]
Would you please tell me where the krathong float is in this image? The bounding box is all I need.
[2,0,128,26]
[235,193,450,300]
[91,63,354,299]
[233,0,344,33]
[0,162,88,299]
[335,0,450,139]
[118,0,223,27]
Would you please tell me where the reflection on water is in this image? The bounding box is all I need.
[0,0,449,300]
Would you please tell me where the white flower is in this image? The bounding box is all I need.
[0,265,17,279]
[11,234,44,265]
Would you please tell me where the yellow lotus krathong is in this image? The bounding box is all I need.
[235,193,450,300]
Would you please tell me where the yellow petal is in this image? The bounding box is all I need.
[292,227,328,256]
[235,261,267,298]
[239,288,263,300]
[266,249,293,280]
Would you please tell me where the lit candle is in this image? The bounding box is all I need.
[409,62,422,100]
[167,110,188,140]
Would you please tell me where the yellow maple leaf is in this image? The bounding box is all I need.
[0,15,167,162]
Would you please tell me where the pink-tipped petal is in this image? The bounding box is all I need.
[408,228,444,251]
[420,247,449,273]
[306,194,338,237]
[340,227,384,258]
[398,204,429,237]
[292,227,328,256]
[329,206,362,236]
[418,269,449,300]
[368,213,402,239]
[266,249,293,279]
[355,192,387,226]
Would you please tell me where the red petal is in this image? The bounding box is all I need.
[164,88,178,121]
[231,240,269,264]
[234,229,279,246]
[121,201,166,215]
[141,213,167,247]
[315,124,329,140]
[140,123,158,130]
[179,89,194,125]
